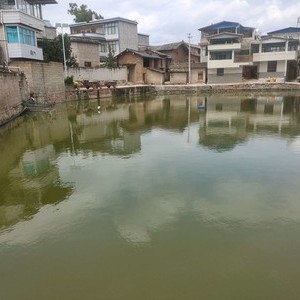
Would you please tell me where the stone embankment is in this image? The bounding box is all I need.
[66,82,300,101]
[154,82,300,95]
[0,71,28,126]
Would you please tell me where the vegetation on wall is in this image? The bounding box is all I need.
[38,34,78,67]
[103,46,117,69]
[68,3,103,23]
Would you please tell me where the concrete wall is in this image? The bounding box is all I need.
[0,71,28,125]
[10,61,65,103]
[145,69,164,85]
[118,52,144,83]
[170,72,188,84]
[71,41,100,68]
[257,61,286,81]
[208,67,242,84]
[119,21,138,52]
[67,67,127,82]
[138,34,149,47]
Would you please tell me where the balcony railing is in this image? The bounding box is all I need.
[234,54,253,63]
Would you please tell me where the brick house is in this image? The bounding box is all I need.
[116,48,170,84]
[151,41,205,84]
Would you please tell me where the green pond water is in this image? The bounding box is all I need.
[1,94,300,300]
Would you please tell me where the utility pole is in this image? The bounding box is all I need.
[56,23,69,78]
[187,33,192,84]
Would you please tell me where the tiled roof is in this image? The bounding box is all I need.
[268,27,300,35]
[199,21,254,32]
[117,48,170,59]
[151,41,200,51]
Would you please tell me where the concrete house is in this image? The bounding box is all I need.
[250,27,300,82]
[0,0,57,63]
[70,17,143,61]
[251,35,299,82]
[116,48,170,84]
[199,21,256,84]
[70,37,103,68]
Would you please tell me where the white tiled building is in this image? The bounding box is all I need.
[69,17,148,61]
[199,21,300,83]
[0,0,57,62]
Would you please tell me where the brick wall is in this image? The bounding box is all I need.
[118,52,144,83]
[10,61,65,103]
[0,71,28,125]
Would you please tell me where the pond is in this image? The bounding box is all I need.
[1,94,300,300]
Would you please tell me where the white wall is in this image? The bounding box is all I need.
[67,67,127,82]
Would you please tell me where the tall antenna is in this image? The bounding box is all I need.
[187,33,192,84]
[297,17,300,27]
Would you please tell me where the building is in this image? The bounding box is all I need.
[69,17,141,60]
[250,27,300,82]
[70,36,103,68]
[199,21,256,84]
[251,35,299,81]
[0,0,57,63]
[151,41,205,84]
[116,48,170,84]
[199,21,300,83]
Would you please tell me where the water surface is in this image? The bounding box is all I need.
[1,94,300,299]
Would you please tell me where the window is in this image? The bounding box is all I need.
[105,23,117,35]
[19,27,35,46]
[107,42,117,53]
[6,26,18,43]
[267,61,277,72]
[217,68,224,76]
[7,26,35,46]
[84,61,92,67]
[0,0,16,9]
[210,51,232,60]
[262,43,285,53]
[100,44,107,53]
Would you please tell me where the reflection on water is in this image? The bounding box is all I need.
[1,94,300,299]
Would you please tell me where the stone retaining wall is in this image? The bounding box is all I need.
[10,61,65,103]
[155,83,300,95]
[0,71,28,126]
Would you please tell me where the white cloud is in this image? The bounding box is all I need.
[43,0,300,44]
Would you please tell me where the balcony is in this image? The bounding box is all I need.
[234,54,253,63]
[253,51,298,62]
[208,43,241,51]
[7,43,43,61]
[1,10,44,31]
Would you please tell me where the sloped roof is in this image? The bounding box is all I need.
[260,35,298,42]
[268,27,300,35]
[199,21,254,32]
[117,48,170,59]
[151,41,200,51]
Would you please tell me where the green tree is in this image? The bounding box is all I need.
[104,45,117,69]
[38,34,78,67]
[68,3,103,23]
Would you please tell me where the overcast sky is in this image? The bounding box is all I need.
[43,0,300,45]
